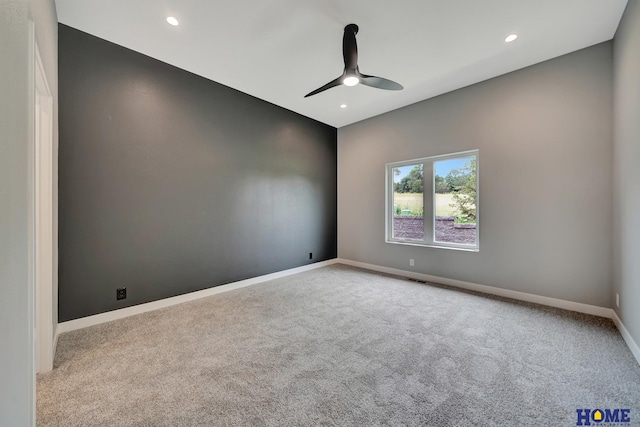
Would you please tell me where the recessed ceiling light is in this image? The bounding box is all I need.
[340,104,347,109]
[343,76,359,87]
[166,16,179,26]
[505,34,518,43]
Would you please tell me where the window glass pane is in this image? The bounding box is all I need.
[434,157,476,245]
[392,164,424,240]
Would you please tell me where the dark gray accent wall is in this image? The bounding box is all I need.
[58,24,337,322]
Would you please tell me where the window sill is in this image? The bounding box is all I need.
[385,240,479,252]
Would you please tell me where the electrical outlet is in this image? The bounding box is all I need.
[309,252,313,260]
[409,259,415,267]
[616,293,620,308]
[117,287,127,300]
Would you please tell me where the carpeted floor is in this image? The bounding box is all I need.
[37,265,640,426]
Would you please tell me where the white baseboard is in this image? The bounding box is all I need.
[56,256,639,368]
[336,258,613,319]
[337,258,640,364]
[611,311,640,366]
[336,259,640,366]
[53,323,59,358]
[57,259,339,334]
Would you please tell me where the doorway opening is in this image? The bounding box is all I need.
[34,35,55,374]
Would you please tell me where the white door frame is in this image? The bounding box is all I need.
[33,30,55,374]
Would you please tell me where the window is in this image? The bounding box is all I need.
[386,150,478,251]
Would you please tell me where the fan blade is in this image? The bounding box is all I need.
[304,76,343,98]
[359,74,403,91]
[343,24,359,72]
[304,23,403,97]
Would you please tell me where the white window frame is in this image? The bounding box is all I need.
[385,149,479,252]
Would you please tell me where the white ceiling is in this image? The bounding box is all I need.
[55,0,628,128]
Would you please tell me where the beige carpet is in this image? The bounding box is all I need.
[37,265,640,426]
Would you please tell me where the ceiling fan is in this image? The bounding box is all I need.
[305,23,403,98]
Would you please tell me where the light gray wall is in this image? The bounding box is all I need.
[338,42,613,307]
[0,0,57,425]
[0,3,32,424]
[613,0,640,347]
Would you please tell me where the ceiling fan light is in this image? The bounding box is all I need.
[343,76,360,87]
